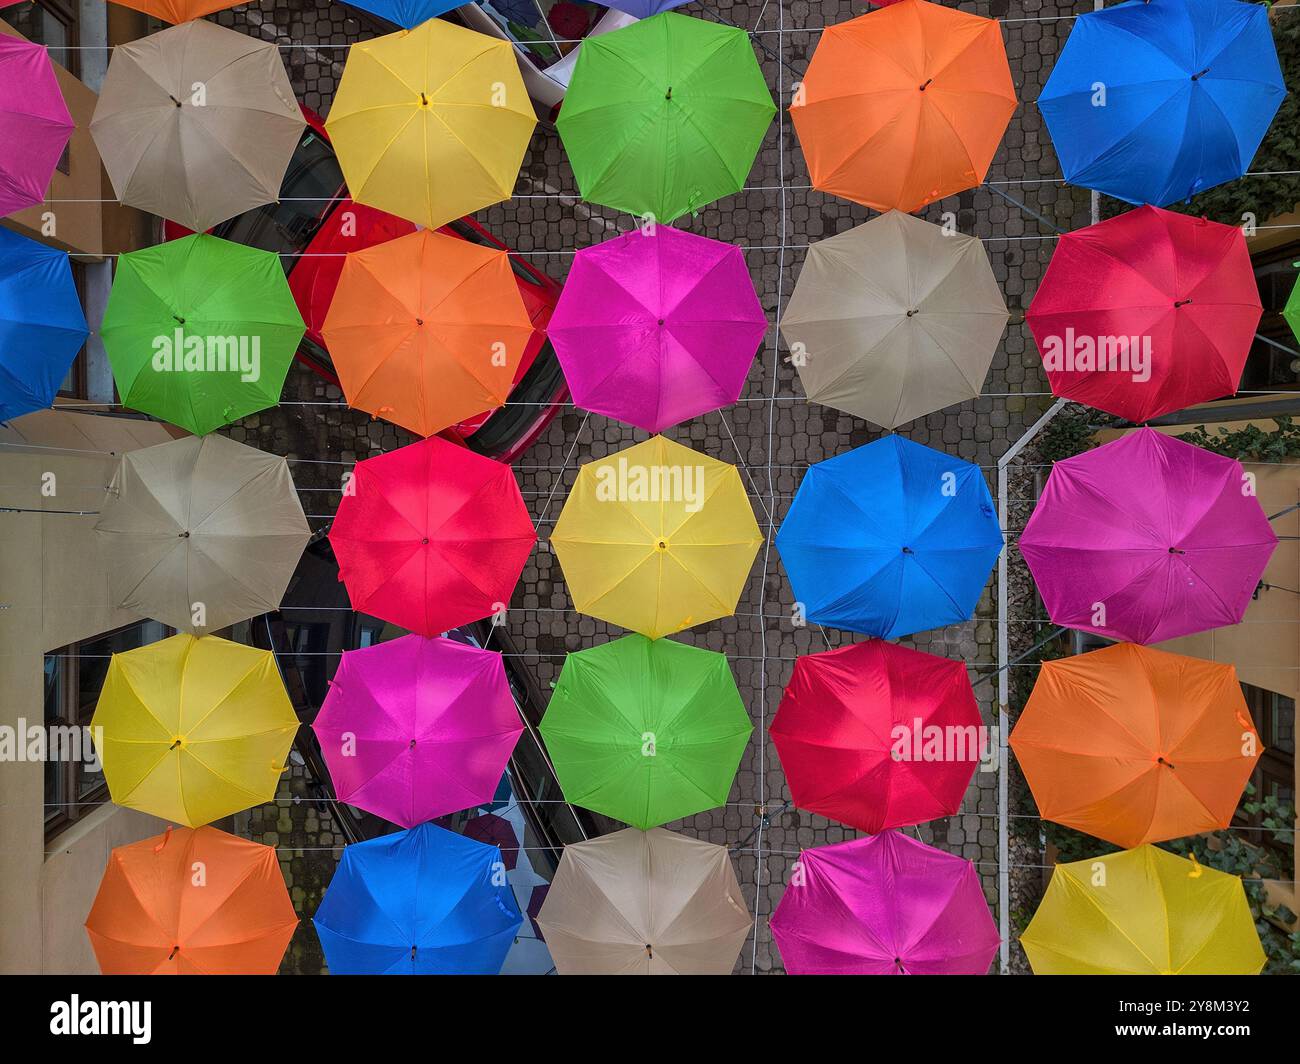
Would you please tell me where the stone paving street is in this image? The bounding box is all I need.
[217,0,1096,973]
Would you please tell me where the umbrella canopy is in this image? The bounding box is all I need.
[1284,271,1300,345]
[604,0,688,15]
[776,435,1003,639]
[321,228,534,438]
[100,234,305,435]
[540,635,752,829]
[1039,0,1285,207]
[94,434,310,634]
[1027,206,1261,423]
[1019,428,1277,644]
[782,212,1007,428]
[791,0,1016,213]
[1021,845,1265,975]
[0,227,87,422]
[329,436,536,636]
[548,227,766,432]
[770,831,999,975]
[558,13,774,222]
[313,634,523,828]
[85,826,297,975]
[464,813,519,871]
[314,822,522,974]
[323,0,457,27]
[1012,643,1262,850]
[326,19,536,230]
[551,436,762,639]
[771,640,982,833]
[0,33,74,218]
[92,634,299,827]
[108,0,243,20]
[537,827,751,974]
[90,21,303,233]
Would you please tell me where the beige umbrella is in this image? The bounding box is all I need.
[90,20,303,233]
[537,827,751,975]
[94,434,310,634]
[781,210,1008,429]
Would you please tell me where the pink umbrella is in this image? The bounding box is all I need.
[0,34,75,218]
[1020,428,1277,644]
[770,831,999,975]
[547,226,766,432]
[313,635,523,828]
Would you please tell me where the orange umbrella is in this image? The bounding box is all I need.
[1010,643,1262,849]
[109,0,240,25]
[85,826,298,975]
[321,228,535,438]
[791,0,1016,213]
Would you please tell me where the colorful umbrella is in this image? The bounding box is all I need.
[604,0,689,15]
[313,634,523,828]
[314,822,522,975]
[791,0,1017,213]
[326,19,536,230]
[1012,643,1262,850]
[540,635,751,829]
[85,826,297,975]
[1039,0,1285,207]
[782,211,1008,428]
[547,227,766,432]
[100,234,305,435]
[94,434,310,634]
[537,827,751,974]
[1019,428,1277,644]
[464,813,520,871]
[558,13,774,222]
[552,436,762,639]
[1022,845,1265,975]
[776,435,1003,639]
[92,634,299,827]
[0,33,74,218]
[329,436,536,636]
[771,640,982,833]
[314,0,456,28]
[770,831,999,975]
[108,0,242,20]
[321,228,534,438]
[1027,206,1261,423]
[0,227,87,422]
[1285,271,1300,346]
[90,21,303,233]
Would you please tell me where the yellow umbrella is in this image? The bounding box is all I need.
[1021,845,1265,975]
[325,19,536,229]
[92,634,298,828]
[551,436,761,639]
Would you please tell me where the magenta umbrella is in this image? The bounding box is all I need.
[0,34,75,218]
[770,831,999,975]
[1020,428,1277,645]
[547,226,766,432]
[313,635,523,828]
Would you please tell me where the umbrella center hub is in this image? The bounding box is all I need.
[906,308,919,317]
[170,736,185,750]
[1173,298,1193,309]
[179,530,190,538]
[901,545,914,554]
[418,92,430,108]
[654,538,669,552]
[421,537,430,545]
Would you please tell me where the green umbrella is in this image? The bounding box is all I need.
[1283,267,1300,345]
[540,634,752,829]
[557,12,774,223]
[101,234,304,435]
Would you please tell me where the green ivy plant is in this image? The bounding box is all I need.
[1179,415,1300,462]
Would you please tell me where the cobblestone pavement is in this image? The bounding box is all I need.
[219,0,1095,973]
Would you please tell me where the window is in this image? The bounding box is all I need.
[1237,684,1295,847]
[44,620,169,842]
[4,0,78,79]
[56,261,88,401]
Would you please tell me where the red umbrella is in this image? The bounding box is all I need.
[771,640,982,833]
[1027,206,1261,423]
[329,437,535,636]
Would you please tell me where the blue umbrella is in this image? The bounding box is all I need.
[604,0,689,17]
[314,823,522,975]
[775,436,1003,639]
[343,0,459,29]
[0,227,88,423]
[1039,0,1285,207]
